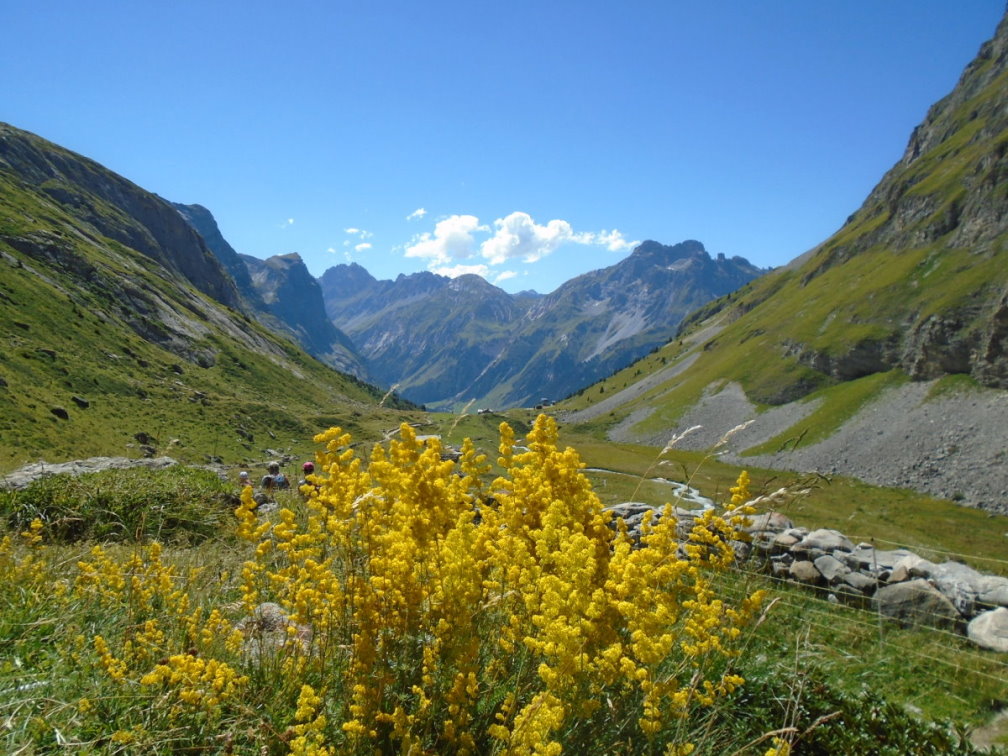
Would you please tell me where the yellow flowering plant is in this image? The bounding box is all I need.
[17,415,765,753]
[227,414,766,754]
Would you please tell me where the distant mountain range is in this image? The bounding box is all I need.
[319,241,764,408]
[170,210,765,409]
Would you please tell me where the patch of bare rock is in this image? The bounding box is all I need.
[610,379,1008,515]
[0,456,180,490]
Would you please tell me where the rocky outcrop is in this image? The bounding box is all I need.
[1,456,180,490]
[0,123,241,310]
[791,12,1008,389]
[608,498,1008,652]
[172,202,262,306]
[241,253,366,378]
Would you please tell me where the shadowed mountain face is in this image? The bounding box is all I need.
[172,204,367,379]
[240,253,366,378]
[321,241,764,408]
[0,122,396,465]
[171,203,262,306]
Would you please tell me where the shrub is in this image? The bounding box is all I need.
[224,414,768,753]
[0,465,238,544]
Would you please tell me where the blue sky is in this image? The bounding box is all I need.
[3,1,1003,294]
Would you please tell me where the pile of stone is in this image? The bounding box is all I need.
[605,502,1008,653]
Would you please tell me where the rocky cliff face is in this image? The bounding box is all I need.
[240,253,367,378]
[171,203,262,306]
[792,12,1008,390]
[321,241,764,408]
[170,203,368,378]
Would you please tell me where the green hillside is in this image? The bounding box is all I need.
[561,13,1008,430]
[0,125,416,470]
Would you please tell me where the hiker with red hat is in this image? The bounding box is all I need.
[298,461,319,498]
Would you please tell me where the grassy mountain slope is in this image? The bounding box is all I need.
[679,13,1008,406]
[0,123,414,469]
[558,13,1008,510]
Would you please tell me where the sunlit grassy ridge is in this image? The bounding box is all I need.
[0,143,418,470]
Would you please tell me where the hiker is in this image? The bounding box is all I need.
[298,461,318,497]
[264,461,290,491]
[238,470,251,488]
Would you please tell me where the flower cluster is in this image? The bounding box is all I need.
[230,415,766,753]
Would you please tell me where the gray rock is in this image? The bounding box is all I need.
[794,528,855,554]
[967,607,1008,653]
[0,455,179,490]
[50,406,69,420]
[887,564,912,584]
[750,531,777,555]
[731,540,752,562]
[814,554,851,583]
[977,576,1008,609]
[773,532,800,550]
[71,395,90,408]
[605,502,653,520]
[897,555,939,579]
[237,602,313,660]
[743,511,794,533]
[789,560,824,586]
[844,545,919,573]
[842,571,878,594]
[929,562,983,617]
[770,560,791,579]
[872,579,963,631]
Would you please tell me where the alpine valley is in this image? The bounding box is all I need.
[318,241,763,410]
[1,10,1007,517]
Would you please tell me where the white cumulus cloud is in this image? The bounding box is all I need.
[406,207,427,221]
[594,229,638,252]
[402,210,639,276]
[345,227,373,239]
[355,242,372,252]
[480,212,575,265]
[405,214,486,265]
[494,270,518,283]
